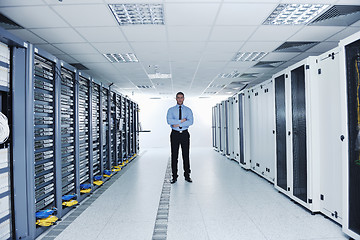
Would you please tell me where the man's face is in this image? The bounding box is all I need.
[176,94,184,105]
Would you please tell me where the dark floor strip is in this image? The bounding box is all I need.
[152,159,172,240]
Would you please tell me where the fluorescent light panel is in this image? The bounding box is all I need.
[148,73,171,79]
[264,4,329,25]
[109,4,164,25]
[232,52,267,62]
[103,53,138,63]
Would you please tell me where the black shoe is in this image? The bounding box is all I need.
[170,178,177,184]
[185,177,192,183]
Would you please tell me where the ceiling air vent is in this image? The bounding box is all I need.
[218,71,242,78]
[0,13,23,30]
[204,92,217,95]
[232,52,267,62]
[209,84,225,88]
[137,85,153,89]
[103,53,138,63]
[310,5,360,26]
[253,61,285,68]
[274,42,319,52]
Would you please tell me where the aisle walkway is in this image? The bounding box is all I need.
[38,147,348,240]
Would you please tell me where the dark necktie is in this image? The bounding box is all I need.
[179,106,182,129]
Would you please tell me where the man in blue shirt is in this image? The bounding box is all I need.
[166,92,194,184]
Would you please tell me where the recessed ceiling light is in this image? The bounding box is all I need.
[148,73,171,79]
[218,71,242,78]
[232,52,267,62]
[103,53,138,63]
[109,3,164,25]
[263,4,329,25]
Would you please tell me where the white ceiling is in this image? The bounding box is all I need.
[1,0,360,98]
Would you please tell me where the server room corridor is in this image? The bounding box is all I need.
[37,147,347,240]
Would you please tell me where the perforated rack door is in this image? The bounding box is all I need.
[78,75,90,185]
[33,54,56,213]
[59,67,76,197]
[102,87,110,171]
[121,96,126,162]
[91,83,101,179]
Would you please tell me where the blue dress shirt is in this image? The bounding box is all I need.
[167,104,193,131]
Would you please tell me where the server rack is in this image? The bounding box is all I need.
[59,63,77,209]
[241,91,251,170]
[273,57,321,213]
[31,49,61,237]
[126,99,131,159]
[77,73,92,194]
[212,106,216,148]
[219,100,226,155]
[115,93,122,166]
[231,95,240,162]
[120,96,127,162]
[0,40,11,240]
[248,80,275,183]
[92,82,102,181]
[110,91,117,168]
[339,32,360,240]
[135,103,140,155]
[102,87,110,172]
[215,103,221,152]
[316,48,343,224]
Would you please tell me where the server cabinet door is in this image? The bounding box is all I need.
[291,65,308,203]
[275,74,287,191]
[238,93,245,165]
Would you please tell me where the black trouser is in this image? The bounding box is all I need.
[170,129,191,179]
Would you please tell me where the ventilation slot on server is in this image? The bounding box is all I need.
[78,76,90,185]
[60,67,76,197]
[102,87,110,172]
[34,54,56,214]
[92,83,101,179]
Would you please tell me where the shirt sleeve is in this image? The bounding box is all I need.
[166,107,181,126]
[179,107,193,128]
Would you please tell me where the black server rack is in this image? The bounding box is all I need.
[102,87,110,172]
[135,103,139,154]
[130,101,134,155]
[344,39,360,236]
[33,53,57,225]
[275,74,287,191]
[121,96,127,162]
[92,82,102,180]
[59,66,76,200]
[110,91,117,168]
[116,94,122,165]
[291,66,308,203]
[78,75,91,187]
[125,99,130,159]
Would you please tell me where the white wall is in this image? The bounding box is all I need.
[131,94,226,149]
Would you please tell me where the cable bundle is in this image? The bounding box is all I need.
[0,112,9,144]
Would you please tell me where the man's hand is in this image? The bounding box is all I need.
[172,124,180,127]
[180,118,187,123]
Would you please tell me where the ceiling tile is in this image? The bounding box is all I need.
[0,0,44,6]
[136,52,169,62]
[53,43,98,54]
[168,42,207,53]
[289,26,346,41]
[8,29,46,44]
[71,54,108,63]
[52,4,117,27]
[44,0,103,3]
[92,42,132,53]
[306,41,338,53]
[167,26,212,41]
[205,42,243,53]
[280,0,337,3]
[132,42,168,54]
[0,6,68,28]
[352,20,360,26]
[122,25,166,41]
[76,27,126,42]
[226,61,256,69]
[141,62,170,73]
[201,52,234,61]
[53,54,77,63]
[261,52,300,61]
[249,26,303,41]
[34,44,65,55]
[31,28,85,43]
[169,51,202,61]
[326,26,360,41]
[240,41,283,52]
[216,3,277,25]
[209,26,257,41]
[165,3,220,26]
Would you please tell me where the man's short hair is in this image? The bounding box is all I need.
[176,92,184,97]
